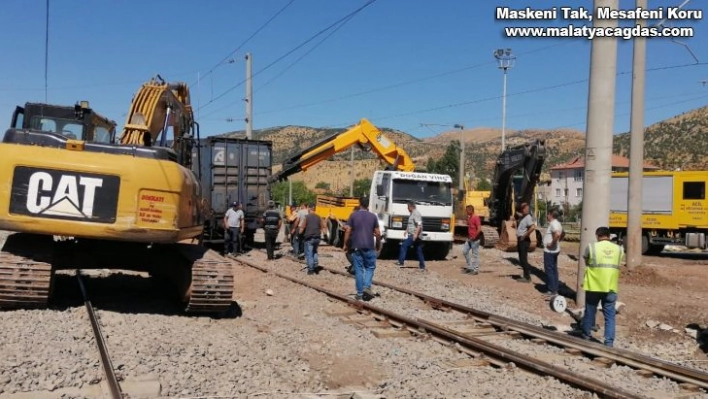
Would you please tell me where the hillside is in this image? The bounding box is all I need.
[219,104,708,190]
[613,105,708,170]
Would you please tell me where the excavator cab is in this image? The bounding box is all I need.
[9,102,117,144]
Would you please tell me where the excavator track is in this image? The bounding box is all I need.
[481,225,500,248]
[180,246,234,314]
[0,234,55,309]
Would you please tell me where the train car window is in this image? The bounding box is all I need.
[683,181,706,200]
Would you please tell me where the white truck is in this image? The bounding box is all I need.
[268,118,455,260]
[369,170,454,259]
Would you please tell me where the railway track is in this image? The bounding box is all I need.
[76,272,123,399]
[230,247,708,399]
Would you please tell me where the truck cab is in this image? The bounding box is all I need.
[370,170,454,259]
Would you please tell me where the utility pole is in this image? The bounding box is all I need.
[454,124,465,192]
[494,49,515,152]
[44,0,49,102]
[245,53,253,140]
[350,147,355,196]
[627,0,647,269]
[575,0,619,311]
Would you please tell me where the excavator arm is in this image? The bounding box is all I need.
[486,139,546,229]
[118,75,198,168]
[267,118,415,184]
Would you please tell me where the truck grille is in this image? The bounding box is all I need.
[399,216,448,232]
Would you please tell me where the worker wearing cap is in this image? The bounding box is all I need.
[580,226,624,347]
[224,201,245,256]
[262,200,282,260]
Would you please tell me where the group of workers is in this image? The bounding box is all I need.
[227,198,624,348]
[463,202,624,347]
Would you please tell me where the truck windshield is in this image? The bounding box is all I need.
[391,179,452,206]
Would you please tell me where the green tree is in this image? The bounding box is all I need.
[427,141,460,186]
[270,180,316,206]
[353,178,372,198]
[315,181,330,190]
[476,178,492,191]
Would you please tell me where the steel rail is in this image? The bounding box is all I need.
[318,264,708,390]
[235,256,645,399]
[77,272,123,399]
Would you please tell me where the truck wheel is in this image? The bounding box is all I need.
[427,243,451,260]
[647,243,665,255]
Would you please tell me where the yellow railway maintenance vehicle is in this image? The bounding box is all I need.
[0,76,234,314]
[609,170,708,254]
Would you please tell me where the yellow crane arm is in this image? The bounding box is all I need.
[268,118,415,183]
[118,75,194,148]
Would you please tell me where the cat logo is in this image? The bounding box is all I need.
[10,167,120,223]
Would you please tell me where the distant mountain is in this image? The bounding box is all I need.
[217,104,708,189]
[613,105,708,170]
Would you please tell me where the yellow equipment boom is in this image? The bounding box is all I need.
[268,118,415,184]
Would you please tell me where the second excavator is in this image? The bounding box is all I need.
[455,139,546,252]
[0,76,234,314]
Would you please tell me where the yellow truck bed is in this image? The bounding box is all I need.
[315,195,359,221]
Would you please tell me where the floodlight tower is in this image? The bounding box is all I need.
[494,48,516,152]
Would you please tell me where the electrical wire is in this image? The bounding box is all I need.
[253,42,574,117]
[197,0,380,114]
[323,61,708,129]
[201,42,575,121]
[188,0,296,88]
[253,12,357,95]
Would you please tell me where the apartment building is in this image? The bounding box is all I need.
[546,154,659,207]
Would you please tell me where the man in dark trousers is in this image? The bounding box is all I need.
[396,202,426,271]
[343,196,381,301]
[515,202,535,282]
[298,205,325,275]
[223,201,244,256]
[581,226,624,347]
[261,200,282,260]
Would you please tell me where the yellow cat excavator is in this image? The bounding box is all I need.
[0,76,234,314]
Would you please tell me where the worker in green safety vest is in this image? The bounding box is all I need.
[581,226,624,347]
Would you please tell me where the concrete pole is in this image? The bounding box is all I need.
[575,0,619,310]
[245,53,253,140]
[288,179,292,206]
[350,147,354,196]
[626,0,647,269]
[44,0,49,103]
[459,127,465,192]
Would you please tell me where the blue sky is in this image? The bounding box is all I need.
[0,0,706,140]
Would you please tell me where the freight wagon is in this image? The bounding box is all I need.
[191,137,273,246]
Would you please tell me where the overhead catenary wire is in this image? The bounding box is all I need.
[203,42,574,121]
[253,12,358,95]
[197,0,380,114]
[188,0,296,89]
[319,61,708,130]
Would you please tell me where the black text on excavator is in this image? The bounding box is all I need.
[0,76,234,314]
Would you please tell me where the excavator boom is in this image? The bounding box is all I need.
[268,118,415,183]
[487,139,546,227]
[119,75,197,168]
